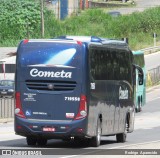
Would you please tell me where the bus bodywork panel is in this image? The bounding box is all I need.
[87,45,135,136]
[15,37,135,142]
[15,40,89,138]
[87,80,134,136]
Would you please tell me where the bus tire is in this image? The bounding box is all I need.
[135,107,139,113]
[90,119,101,147]
[135,97,141,113]
[116,121,127,143]
[138,97,142,112]
[37,138,47,146]
[139,97,142,112]
[26,136,37,146]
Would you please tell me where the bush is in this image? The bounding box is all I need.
[0,1,160,50]
[0,0,63,46]
[0,0,41,43]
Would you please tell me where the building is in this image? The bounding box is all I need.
[46,0,89,20]
[0,56,16,80]
[0,48,16,80]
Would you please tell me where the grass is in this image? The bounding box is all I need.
[0,6,160,50]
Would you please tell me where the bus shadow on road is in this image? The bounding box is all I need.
[45,139,117,148]
[0,138,117,149]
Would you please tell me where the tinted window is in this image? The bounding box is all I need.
[19,42,81,68]
[90,47,132,82]
[133,54,144,68]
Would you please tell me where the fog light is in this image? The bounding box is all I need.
[80,110,87,117]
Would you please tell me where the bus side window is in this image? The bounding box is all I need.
[132,67,136,85]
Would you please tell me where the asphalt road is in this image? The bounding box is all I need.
[0,86,160,157]
[145,51,160,70]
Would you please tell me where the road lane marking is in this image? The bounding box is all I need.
[0,132,14,134]
[108,140,160,149]
[60,155,79,158]
[147,97,160,103]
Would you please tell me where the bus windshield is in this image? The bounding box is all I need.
[19,42,80,68]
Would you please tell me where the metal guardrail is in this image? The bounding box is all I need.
[140,46,160,53]
[142,46,160,86]
[88,1,128,8]
[147,65,160,86]
[0,98,14,120]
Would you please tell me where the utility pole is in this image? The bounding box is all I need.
[153,33,157,47]
[40,0,44,38]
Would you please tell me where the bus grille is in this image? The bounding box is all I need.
[26,80,76,91]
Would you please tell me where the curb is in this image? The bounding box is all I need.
[146,84,160,93]
[0,118,14,123]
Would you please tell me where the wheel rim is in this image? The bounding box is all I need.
[97,122,101,143]
[124,122,128,140]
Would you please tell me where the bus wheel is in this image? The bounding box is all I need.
[37,138,47,146]
[135,97,142,113]
[90,119,101,147]
[116,122,127,143]
[26,136,37,146]
[137,97,142,112]
[139,99,142,112]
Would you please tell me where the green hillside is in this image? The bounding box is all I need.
[0,0,160,50]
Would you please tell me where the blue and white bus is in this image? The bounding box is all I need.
[15,36,144,147]
[132,51,146,112]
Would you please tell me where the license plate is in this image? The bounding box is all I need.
[1,92,7,94]
[43,127,55,132]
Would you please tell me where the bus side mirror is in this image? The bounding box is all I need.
[133,64,144,85]
[138,73,143,85]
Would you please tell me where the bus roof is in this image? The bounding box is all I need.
[57,36,128,45]
[22,39,78,44]
[20,36,130,50]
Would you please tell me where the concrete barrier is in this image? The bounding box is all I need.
[88,1,129,8]
[0,98,14,122]
[147,65,160,86]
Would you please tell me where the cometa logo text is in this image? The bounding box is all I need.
[30,68,72,78]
